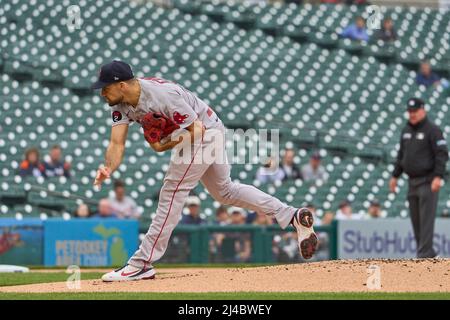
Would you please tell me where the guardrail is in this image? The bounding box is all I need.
[144,222,338,263]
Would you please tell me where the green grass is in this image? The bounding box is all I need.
[0,272,103,287]
[0,292,449,300]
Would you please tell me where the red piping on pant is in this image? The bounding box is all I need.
[144,136,204,269]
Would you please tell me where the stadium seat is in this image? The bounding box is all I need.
[1,1,449,222]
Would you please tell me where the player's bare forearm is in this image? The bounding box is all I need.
[94,141,125,188]
[150,138,182,152]
[104,124,128,171]
[105,142,125,172]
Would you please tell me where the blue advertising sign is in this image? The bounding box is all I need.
[44,219,138,266]
[0,218,44,265]
[338,218,450,259]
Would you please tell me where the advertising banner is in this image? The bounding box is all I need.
[0,218,44,265]
[338,218,450,259]
[44,219,138,266]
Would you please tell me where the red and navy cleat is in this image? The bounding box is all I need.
[291,208,318,260]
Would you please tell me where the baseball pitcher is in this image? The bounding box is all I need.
[92,61,318,281]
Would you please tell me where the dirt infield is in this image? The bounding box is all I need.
[1,259,449,293]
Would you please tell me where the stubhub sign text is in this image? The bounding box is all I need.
[338,218,450,259]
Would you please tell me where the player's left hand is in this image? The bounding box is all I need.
[141,112,180,144]
[431,176,442,193]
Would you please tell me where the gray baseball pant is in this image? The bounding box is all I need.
[407,179,438,258]
[128,127,297,269]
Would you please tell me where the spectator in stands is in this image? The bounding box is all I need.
[273,233,299,262]
[230,207,247,225]
[442,209,450,218]
[335,201,362,220]
[246,210,257,224]
[280,148,302,181]
[246,209,276,224]
[301,152,328,183]
[229,207,251,262]
[215,205,230,225]
[255,157,285,184]
[109,180,140,219]
[180,196,204,225]
[340,16,369,42]
[363,199,386,219]
[43,145,71,178]
[252,211,274,226]
[416,61,441,88]
[209,206,230,262]
[19,147,45,178]
[375,18,397,42]
[74,203,91,218]
[93,199,118,218]
[321,211,335,225]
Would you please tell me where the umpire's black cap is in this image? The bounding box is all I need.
[407,98,425,110]
[91,60,134,89]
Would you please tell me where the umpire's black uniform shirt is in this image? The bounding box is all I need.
[392,115,448,258]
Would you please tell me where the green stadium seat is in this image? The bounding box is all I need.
[0,1,449,221]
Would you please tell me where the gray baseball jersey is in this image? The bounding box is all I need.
[109,77,298,269]
[110,77,222,131]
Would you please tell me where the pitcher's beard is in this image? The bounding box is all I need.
[107,96,123,107]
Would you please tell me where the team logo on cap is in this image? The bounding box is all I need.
[112,111,122,122]
[409,100,415,106]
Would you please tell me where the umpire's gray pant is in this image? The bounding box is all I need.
[407,179,438,258]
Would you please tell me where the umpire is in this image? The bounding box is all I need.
[389,98,449,258]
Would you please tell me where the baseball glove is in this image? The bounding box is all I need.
[141,112,180,144]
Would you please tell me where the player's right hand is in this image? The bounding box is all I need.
[389,177,397,193]
[93,164,111,189]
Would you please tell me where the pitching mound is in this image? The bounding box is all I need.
[1,259,449,293]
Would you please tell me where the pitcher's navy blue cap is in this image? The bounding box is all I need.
[407,98,425,110]
[91,60,134,89]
